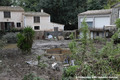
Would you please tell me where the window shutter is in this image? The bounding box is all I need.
[1,22,4,30]
[12,22,15,28]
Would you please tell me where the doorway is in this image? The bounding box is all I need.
[0,22,14,31]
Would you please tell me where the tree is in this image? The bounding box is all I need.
[0,0,12,6]
[18,0,87,30]
[80,18,90,61]
[19,0,38,11]
[17,27,35,54]
[87,0,107,10]
[104,0,120,9]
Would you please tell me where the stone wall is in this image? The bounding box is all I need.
[34,31,45,40]
[111,8,119,25]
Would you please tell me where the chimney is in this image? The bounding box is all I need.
[41,9,43,13]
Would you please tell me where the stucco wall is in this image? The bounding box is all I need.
[0,11,24,28]
[25,15,64,31]
[78,14,111,29]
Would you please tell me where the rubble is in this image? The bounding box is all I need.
[25,61,38,66]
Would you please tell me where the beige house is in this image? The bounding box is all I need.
[24,10,64,31]
[0,6,64,31]
[0,6,24,30]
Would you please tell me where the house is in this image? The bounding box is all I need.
[78,3,120,39]
[0,6,64,32]
[24,9,64,31]
[0,6,24,30]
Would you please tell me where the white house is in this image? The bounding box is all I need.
[78,9,113,39]
[0,6,64,31]
[78,3,120,39]
[0,6,24,30]
[24,9,64,31]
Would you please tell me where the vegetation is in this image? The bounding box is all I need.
[2,32,18,43]
[62,18,120,79]
[0,39,6,50]
[2,0,120,30]
[23,73,45,80]
[112,18,120,44]
[17,27,35,54]
[37,55,47,69]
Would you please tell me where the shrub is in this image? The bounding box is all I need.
[2,32,18,43]
[63,66,79,78]
[0,30,6,39]
[10,28,23,32]
[0,39,6,49]
[17,27,35,54]
[112,18,120,44]
[94,36,106,43]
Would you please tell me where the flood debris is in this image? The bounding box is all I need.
[26,61,38,66]
[0,40,71,80]
[48,34,53,39]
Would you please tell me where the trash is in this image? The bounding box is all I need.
[52,62,57,69]
[26,61,38,66]
[64,56,70,64]
[48,35,53,39]
[52,56,55,60]
[52,62,60,71]
[71,60,75,66]
[63,64,70,67]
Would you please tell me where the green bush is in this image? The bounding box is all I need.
[2,32,18,43]
[17,27,35,54]
[112,18,120,44]
[63,66,79,78]
[10,28,23,32]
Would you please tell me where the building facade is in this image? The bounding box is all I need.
[78,3,120,39]
[0,6,24,31]
[0,6,64,31]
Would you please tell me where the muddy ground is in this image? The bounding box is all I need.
[0,40,106,80]
[0,40,71,80]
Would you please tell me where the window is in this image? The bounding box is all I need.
[4,11,11,18]
[54,27,58,31]
[96,32,99,36]
[86,22,93,28]
[17,23,21,27]
[34,16,40,23]
[34,26,40,30]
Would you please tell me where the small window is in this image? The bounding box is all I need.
[34,16,40,23]
[96,32,99,36]
[34,26,40,30]
[86,22,93,28]
[17,23,21,27]
[54,27,58,32]
[4,11,11,18]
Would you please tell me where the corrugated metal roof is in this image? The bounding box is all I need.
[78,9,112,16]
[0,6,24,12]
[24,12,50,16]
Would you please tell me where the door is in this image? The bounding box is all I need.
[5,22,14,30]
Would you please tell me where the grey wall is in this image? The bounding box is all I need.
[111,8,119,25]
